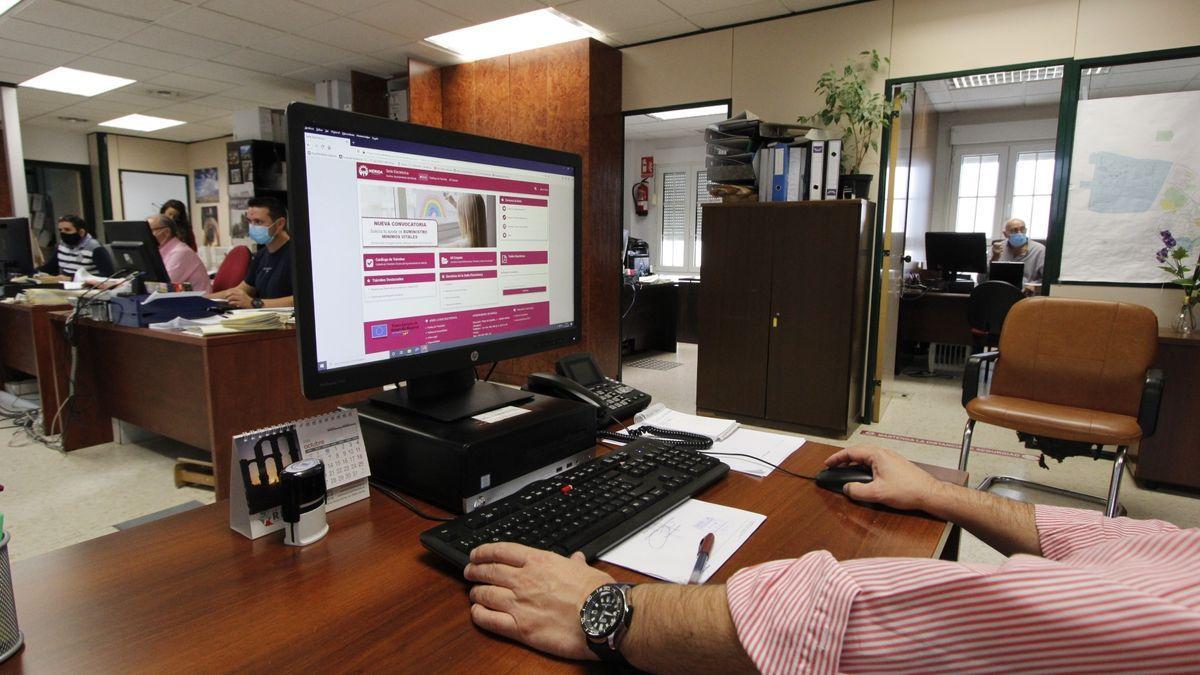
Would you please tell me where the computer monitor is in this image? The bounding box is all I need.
[989,261,1025,288]
[287,102,582,421]
[926,232,988,279]
[104,220,157,249]
[0,217,35,278]
[107,240,169,284]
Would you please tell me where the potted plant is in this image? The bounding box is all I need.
[799,49,900,199]
[1155,229,1199,334]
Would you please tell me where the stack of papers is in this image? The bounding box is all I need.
[220,310,285,332]
[633,404,739,441]
[600,499,765,584]
[149,309,287,335]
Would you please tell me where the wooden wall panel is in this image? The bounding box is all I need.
[350,70,389,118]
[407,59,443,127]
[414,39,623,381]
[0,129,12,216]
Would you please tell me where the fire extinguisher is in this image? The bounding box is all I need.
[633,178,650,217]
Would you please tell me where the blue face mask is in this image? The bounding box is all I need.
[249,224,272,245]
[1008,233,1029,248]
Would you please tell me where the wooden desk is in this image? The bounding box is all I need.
[0,302,70,432]
[3,442,965,673]
[897,291,971,345]
[46,316,374,499]
[1134,329,1200,492]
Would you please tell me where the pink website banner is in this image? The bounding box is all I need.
[502,286,546,295]
[363,252,435,271]
[440,251,497,268]
[500,250,548,265]
[357,162,549,196]
[440,270,498,281]
[499,196,548,207]
[363,301,550,353]
[364,273,436,286]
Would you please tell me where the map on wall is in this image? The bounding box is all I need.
[1059,90,1200,283]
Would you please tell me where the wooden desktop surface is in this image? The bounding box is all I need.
[4,442,965,673]
[45,315,376,498]
[0,302,70,432]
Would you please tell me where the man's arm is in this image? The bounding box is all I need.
[261,295,292,308]
[208,281,256,307]
[825,445,1041,556]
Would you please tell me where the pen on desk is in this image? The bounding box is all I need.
[689,532,715,584]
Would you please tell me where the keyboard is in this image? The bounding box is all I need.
[420,438,729,569]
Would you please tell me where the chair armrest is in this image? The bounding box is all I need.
[962,351,1001,408]
[1137,368,1165,439]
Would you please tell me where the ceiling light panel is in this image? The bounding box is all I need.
[20,67,136,97]
[647,104,729,120]
[99,114,185,131]
[425,8,601,62]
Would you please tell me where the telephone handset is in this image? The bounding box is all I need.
[525,353,651,422]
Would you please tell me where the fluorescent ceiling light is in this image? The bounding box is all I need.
[425,8,601,62]
[1,0,22,16]
[949,66,1065,89]
[647,104,729,120]
[99,114,184,132]
[20,67,135,97]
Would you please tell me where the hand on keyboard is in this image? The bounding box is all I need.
[465,543,615,661]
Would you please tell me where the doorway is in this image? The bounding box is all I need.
[24,160,95,264]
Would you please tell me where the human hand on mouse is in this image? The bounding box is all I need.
[824,444,943,512]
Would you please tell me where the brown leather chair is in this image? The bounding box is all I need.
[958,297,1164,517]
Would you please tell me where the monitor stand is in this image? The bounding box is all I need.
[369,367,532,422]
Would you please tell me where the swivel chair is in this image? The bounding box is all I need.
[959,297,1163,517]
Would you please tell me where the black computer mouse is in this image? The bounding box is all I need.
[815,465,874,493]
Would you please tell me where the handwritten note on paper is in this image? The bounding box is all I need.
[599,499,766,584]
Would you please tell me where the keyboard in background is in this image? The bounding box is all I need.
[420,438,729,569]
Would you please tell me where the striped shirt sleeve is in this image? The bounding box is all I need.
[1035,504,1180,560]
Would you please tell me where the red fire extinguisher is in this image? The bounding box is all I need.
[633,178,650,217]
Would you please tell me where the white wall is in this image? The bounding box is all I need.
[622,135,707,250]
[22,128,89,165]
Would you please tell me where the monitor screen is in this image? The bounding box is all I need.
[288,103,582,400]
[925,232,988,275]
[0,217,35,276]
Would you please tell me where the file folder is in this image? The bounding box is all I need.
[807,140,826,200]
[823,139,842,199]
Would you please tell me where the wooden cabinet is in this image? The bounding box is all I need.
[1134,330,1200,491]
[697,200,874,437]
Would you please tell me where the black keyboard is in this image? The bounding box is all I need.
[420,438,729,569]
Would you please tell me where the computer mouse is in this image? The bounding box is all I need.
[815,465,874,493]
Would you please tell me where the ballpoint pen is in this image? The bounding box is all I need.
[689,532,715,584]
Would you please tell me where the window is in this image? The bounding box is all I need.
[1009,150,1054,239]
[655,163,709,273]
[954,153,1001,234]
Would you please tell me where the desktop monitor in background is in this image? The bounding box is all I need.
[107,240,169,284]
[0,217,35,278]
[926,232,988,281]
[287,102,582,421]
[989,261,1025,288]
[104,220,158,249]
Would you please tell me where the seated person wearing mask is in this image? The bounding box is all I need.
[36,215,103,281]
[208,196,292,309]
[991,218,1045,286]
[462,445,1199,672]
[148,213,210,292]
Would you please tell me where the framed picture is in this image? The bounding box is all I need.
[194,167,219,203]
[201,205,220,247]
[230,167,243,184]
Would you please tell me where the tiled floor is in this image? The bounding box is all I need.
[4,343,1197,566]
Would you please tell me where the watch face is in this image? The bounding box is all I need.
[580,586,625,639]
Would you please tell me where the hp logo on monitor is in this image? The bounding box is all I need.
[470,351,479,362]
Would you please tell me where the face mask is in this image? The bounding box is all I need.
[1008,233,1029,248]
[61,232,82,247]
[249,224,272,245]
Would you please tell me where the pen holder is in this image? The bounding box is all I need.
[0,531,23,663]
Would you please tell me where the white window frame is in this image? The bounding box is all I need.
[652,161,706,274]
[949,140,1056,240]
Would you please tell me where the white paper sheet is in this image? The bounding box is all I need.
[706,428,805,477]
[600,499,765,584]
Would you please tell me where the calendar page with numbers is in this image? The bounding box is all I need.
[295,409,371,510]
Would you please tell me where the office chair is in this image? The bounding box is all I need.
[959,297,1163,517]
[967,280,1023,357]
[211,245,251,292]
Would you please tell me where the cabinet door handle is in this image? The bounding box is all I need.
[771,313,780,328]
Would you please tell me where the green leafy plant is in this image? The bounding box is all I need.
[799,50,902,175]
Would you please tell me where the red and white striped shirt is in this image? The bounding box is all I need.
[725,505,1200,673]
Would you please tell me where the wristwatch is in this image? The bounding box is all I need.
[580,583,635,666]
[251,298,264,309]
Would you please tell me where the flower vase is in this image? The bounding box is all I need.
[1174,302,1197,335]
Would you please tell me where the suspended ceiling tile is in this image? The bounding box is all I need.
[346,1,468,42]
[0,19,113,54]
[15,0,150,40]
[125,26,241,59]
[202,0,338,33]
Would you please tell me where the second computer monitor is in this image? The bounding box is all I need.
[0,217,35,278]
[926,232,988,278]
[108,240,169,284]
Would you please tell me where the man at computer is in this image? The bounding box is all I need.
[35,215,103,281]
[148,214,210,292]
[991,218,1045,286]
[208,196,292,309]
[463,445,1199,671]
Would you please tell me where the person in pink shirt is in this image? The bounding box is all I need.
[462,445,1200,673]
[148,213,210,292]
